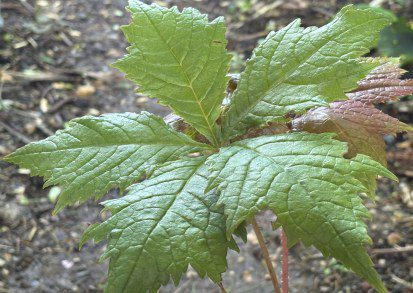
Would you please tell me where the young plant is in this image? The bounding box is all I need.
[5,1,413,292]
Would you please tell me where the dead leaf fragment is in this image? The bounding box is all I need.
[24,122,36,134]
[75,84,96,98]
[0,70,13,83]
[387,232,402,246]
[39,98,49,113]
[52,82,73,90]
[399,182,413,208]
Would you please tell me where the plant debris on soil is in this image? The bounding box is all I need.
[0,0,412,292]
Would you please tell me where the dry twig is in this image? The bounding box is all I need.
[372,245,413,255]
[0,120,32,144]
[251,217,282,293]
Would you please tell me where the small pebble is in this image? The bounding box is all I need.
[61,259,74,269]
[247,232,259,245]
[243,270,253,283]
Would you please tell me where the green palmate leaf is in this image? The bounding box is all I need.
[378,17,413,64]
[81,157,232,293]
[113,1,231,146]
[206,133,396,292]
[223,5,393,138]
[4,112,209,212]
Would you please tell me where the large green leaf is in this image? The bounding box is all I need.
[206,133,396,292]
[223,5,393,138]
[4,112,209,212]
[113,1,231,146]
[81,157,232,293]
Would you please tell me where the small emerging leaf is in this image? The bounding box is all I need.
[114,1,231,145]
[347,58,413,103]
[81,157,233,292]
[293,59,413,166]
[5,112,209,212]
[293,100,412,165]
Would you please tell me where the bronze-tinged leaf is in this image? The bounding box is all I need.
[293,103,387,166]
[324,100,412,135]
[293,59,413,167]
[347,59,413,103]
[293,100,412,166]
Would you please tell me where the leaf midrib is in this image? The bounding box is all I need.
[7,143,203,158]
[141,7,220,146]
[118,161,204,292]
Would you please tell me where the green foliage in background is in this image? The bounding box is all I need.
[378,17,413,64]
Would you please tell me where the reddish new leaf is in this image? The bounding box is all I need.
[311,100,412,136]
[293,59,413,167]
[293,102,396,166]
[347,59,413,103]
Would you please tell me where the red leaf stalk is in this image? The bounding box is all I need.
[281,229,289,293]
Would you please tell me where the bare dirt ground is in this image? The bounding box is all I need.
[0,0,412,292]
